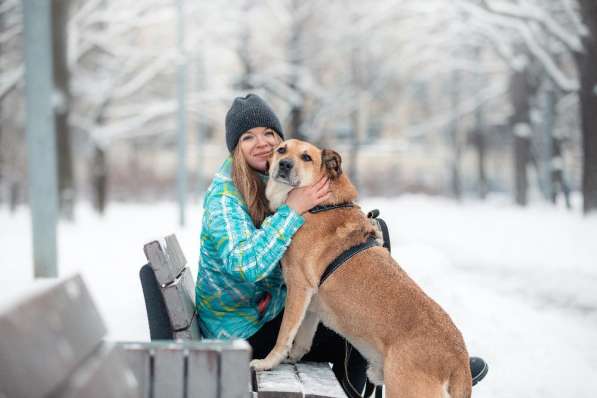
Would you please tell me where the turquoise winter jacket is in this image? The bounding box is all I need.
[195,157,304,339]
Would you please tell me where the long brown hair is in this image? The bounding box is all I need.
[231,133,282,227]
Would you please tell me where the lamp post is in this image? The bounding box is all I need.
[22,0,59,277]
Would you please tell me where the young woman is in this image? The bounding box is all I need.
[195,94,487,395]
[194,93,368,393]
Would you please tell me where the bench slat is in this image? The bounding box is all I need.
[154,344,185,398]
[117,343,151,398]
[254,364,303,398]
[162,266,196,331]
[220,339,252,398]
[255,363,347,398]
[165,234,187,273]
[187,342,219,398]
[173,310,201,340]
[0,275,107,398]
[50,343,140,398]
[144,237,185,286]
[296,363,347,398]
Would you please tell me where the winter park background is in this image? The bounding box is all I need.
[1,1,597,397]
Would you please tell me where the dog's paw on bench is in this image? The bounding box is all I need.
[253,362,347,398]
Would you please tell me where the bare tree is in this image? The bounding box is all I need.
[52,0,75,220]
[458,0,587,207]
[576,0,597,213]
[0,0,24,212]
[508,58,534,206]
[473,47,489,199]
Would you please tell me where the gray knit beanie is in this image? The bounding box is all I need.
[225,94,284,152]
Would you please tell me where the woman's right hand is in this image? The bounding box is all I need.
[285,177,331,215]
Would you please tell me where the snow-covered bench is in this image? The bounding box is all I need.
[141,234,349,398]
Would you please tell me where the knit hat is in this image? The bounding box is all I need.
[225,94,284,152]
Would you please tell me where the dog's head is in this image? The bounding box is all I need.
[267,139,343,188]
[265,139,354,212]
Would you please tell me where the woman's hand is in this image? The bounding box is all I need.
[285,177,332,215]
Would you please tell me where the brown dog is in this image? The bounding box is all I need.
[251,139,472,398]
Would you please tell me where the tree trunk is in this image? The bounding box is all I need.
[513,131,531,206]
[551,137,572,208]
[287,0,307,140]
[348,108,360,189]
[474,126,488,199]
[91,100,110,214]
[52,0,75,220]
[288,104,306,140]
[0,7,4,205]
[577,1,597,214]
[542,83,556,201]
[473,47,488,199]
[0,118,3,206]
[237,2,254,92]
[91,145,107,215]
[509,65,532,206]
[9,181,19,212]
[449,70,462,200]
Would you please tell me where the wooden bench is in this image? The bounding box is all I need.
[118,340,251,398]
[142,234,350,398]
[0,273,252,398]
[142,235,200,340]
[0,274,139,398]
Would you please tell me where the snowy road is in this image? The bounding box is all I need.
[1,196,596,397]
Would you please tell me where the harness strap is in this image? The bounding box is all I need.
[367,209,391,253]
[319,236,380,287]
[309,202,355,214]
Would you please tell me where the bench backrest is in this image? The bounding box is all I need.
[143,235,200,340]
[0,275,140,398]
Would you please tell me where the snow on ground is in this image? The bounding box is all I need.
[1,195,596,397]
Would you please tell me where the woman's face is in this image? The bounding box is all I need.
[239,127,280,172]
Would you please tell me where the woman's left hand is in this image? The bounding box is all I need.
[285,176,332,214]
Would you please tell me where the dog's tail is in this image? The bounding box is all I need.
[446,366,472,398]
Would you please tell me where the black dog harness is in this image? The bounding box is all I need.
[308,203,386,287]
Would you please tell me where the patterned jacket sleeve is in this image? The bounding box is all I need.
[205,191,304,283]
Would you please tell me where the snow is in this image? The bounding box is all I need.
[1,195,596,397]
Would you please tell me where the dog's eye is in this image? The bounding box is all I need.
[301,154,312,162]
[277,147,287,154]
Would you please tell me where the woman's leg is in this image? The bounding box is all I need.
[247,310,284,359]
[302,324,368,394]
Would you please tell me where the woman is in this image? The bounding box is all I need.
[195,93,369,394]
[195,94,487,395]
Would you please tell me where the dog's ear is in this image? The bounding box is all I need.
[321,149,342,179]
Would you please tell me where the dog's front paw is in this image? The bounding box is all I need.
[250,358,274,371]
[287,344,310,363]
[249,358,279,371]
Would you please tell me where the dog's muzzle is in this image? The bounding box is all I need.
[276,158,294,180]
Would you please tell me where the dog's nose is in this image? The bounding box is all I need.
[279,159,294,171]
